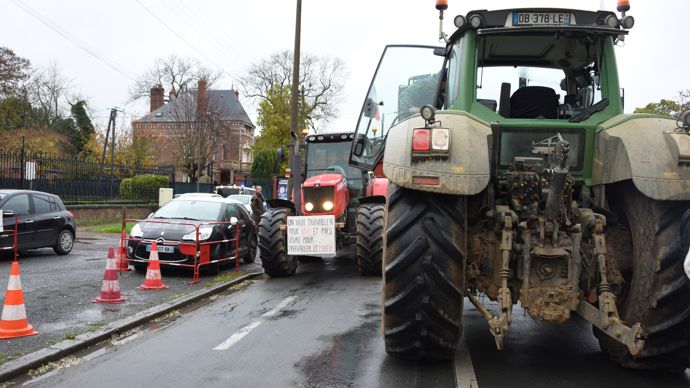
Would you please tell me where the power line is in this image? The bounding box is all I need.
[9,0,138,82]
[165,0,252,72]
[135,0,240,83]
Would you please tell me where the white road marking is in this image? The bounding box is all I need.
[262,295,297,318]
[213,296,296,351]
[213,320,262,351]
[454,334,479,388]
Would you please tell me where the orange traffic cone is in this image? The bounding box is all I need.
[0,262,38,339]
[117,230,131,272]
[93,247,126,304]
[137,242,169,290]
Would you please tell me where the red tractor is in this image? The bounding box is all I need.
[258,132,388,277]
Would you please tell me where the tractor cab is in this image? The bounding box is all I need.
[302,132,363,219]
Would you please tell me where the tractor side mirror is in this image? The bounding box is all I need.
[363,98,377,118]
[353,135,366,157]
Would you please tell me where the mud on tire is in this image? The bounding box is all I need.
[596,183,690,371]
[356,203,384,276]
[383,184,466,360]
[258,208,297,277]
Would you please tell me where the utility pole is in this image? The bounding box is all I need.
[100,108,122,198]
[290,0,302,212]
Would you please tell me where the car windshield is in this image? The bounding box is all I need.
[228,195,251,205]
[152,200,221,221]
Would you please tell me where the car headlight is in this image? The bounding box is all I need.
[305,202,314,212]
[182,227,213,241]
[322,201,334,211]
[130,223,143,238]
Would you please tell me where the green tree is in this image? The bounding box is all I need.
[70,100,94,156]
[253,84,311,154]
[634,90,690,117]
[251,148,278,178]
[0,95,33,130]
[0,47,31,98]
[253,85,291,153]
[634,99,680,117]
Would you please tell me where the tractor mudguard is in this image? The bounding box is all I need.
[593,115,690,200]
[365,176,389,200]
[382,112,491,195]
[266,199,296,214]
[359,195,386,205]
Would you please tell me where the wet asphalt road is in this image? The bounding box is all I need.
[0,228,260,365]
[20,249,455,388]
[14,246,690,388]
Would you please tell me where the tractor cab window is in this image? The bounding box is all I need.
[475,34,605,120]
[307,142,364,199]
[350,45,445,170]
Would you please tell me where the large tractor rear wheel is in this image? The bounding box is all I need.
[356,203,384,276]
[383,184,466,360]
[596,183,690,371]
[258,208,297,277]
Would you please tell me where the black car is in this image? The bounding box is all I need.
[0,190,76,256]
[126,196,257,274]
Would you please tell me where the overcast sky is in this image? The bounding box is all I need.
[1,0,687,134]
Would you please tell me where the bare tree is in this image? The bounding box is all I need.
[167,86,228,183]
[239,50,346,130]
[129,54,222,102]
[27,62,71,125]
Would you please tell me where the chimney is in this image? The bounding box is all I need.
[197,78,208,117]
[150,84,164,112]
[234,89,239,98]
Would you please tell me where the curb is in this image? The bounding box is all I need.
[0,271,263,382]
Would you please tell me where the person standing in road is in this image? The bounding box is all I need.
[251,185,265,226]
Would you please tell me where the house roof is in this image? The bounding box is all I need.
[135,90,255,129]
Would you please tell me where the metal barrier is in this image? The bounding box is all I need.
[120,218,241,284]
[0,212,19,261]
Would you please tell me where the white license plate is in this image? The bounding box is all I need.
[513,12,572,26]
[146,244,175,253]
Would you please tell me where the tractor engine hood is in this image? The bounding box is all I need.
[303,173,346,188]
[301,173,349,216]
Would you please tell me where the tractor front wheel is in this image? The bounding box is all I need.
[258,208,297,277]
[356,203,384,276]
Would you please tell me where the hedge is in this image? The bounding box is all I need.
[119,175,169,200]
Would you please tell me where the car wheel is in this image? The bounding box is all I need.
[53,229,74,255]
[243,235,257,264]
[133,263,147,273]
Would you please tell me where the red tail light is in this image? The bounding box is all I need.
[412,129,431,151]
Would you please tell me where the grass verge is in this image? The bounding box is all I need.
[205,271,246,288]
[85,223,133,234]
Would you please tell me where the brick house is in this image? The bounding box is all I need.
[132,79,255,185]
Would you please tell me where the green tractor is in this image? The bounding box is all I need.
[351,1,690,370]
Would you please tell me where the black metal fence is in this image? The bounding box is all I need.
[0,149,175,202]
